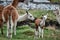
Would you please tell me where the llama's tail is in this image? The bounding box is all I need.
[9,13,12,28]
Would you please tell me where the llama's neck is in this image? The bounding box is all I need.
[40,18,46,26]
[17,14,27,21]
[42,18,46,22]
[12,0,19,8]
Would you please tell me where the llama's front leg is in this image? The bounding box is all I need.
[38,26,41,38]
[35,30,38,37]
[35,25,39,38]
[41,29,44,38]
[10,21,13,38]
[13,21,17,35]
[34,30,38,39]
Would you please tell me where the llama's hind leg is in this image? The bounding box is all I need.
[41,28,44,38]
[7,21,13,38]
[7,21,9,37]
[0,22,4,35]
[10,21,13,38]
[1,27,3,35]
[13,20,17,35]
[38,26,41,38]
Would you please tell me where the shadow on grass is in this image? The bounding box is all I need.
[23,30,34,36]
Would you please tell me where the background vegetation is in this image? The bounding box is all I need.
[48,0,60,2]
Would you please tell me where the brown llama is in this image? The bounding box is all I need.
[2,0,25,38]
[0,5,4,35]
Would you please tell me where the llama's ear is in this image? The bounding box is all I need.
[26,10,28,14]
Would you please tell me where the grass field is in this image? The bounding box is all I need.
[0,9,60,40]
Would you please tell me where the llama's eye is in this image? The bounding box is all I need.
[30,16,32,17]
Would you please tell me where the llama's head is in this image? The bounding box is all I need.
[53,9,60,16]
[26,11,35,21]
[43,13,48,20]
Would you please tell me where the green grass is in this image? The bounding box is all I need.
[0,9,60,40]
[0,25,60,40]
